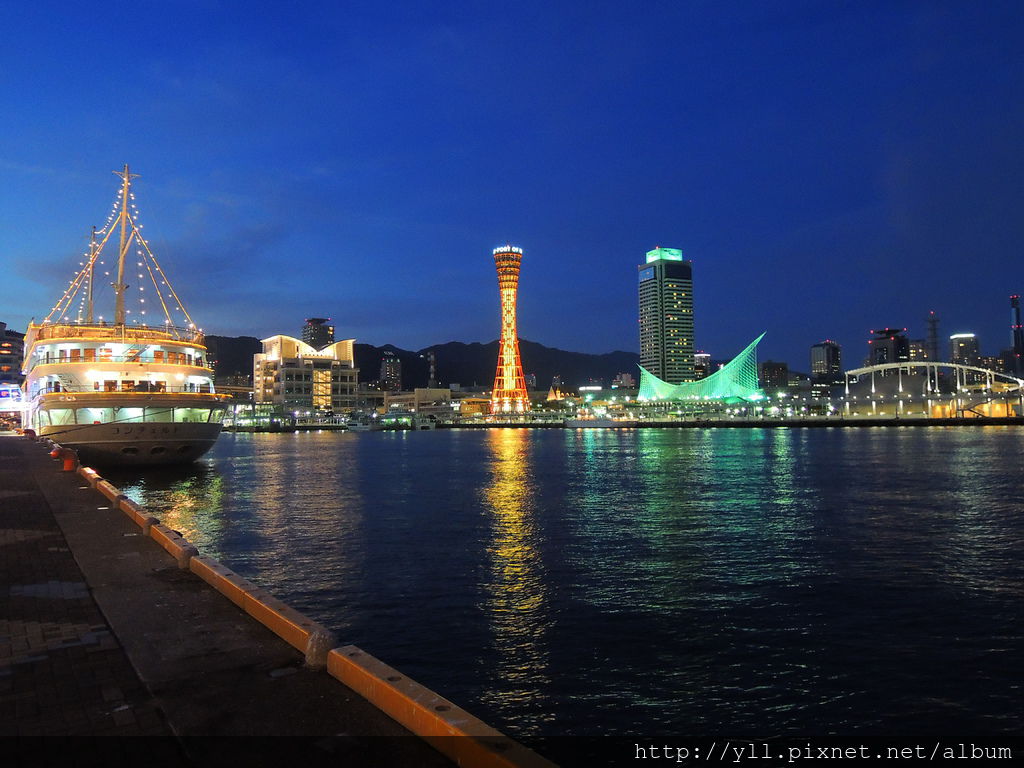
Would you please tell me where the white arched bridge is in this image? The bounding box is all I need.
[842,361,1024,418]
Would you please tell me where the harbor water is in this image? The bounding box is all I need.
[106,427,1024,763]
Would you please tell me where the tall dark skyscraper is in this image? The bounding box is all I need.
[302,317,334,350]
[926,310,940,362]
[868,328,910,368]
[380,351,401,392]
[1011,295,1024,376]
[638,246,694,384]
[949,333,981,367]
[810,340,842,384]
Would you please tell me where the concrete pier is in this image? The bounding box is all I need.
[0,435,457,766]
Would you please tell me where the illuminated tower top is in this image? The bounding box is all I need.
[491,244,530,414]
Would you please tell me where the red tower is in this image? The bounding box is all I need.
[490,245,530,414]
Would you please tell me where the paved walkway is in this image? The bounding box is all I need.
[0,435,452,766]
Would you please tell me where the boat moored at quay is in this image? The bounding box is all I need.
[22,166,228,465]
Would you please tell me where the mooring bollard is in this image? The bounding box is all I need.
[305,629,337,669]
[61,448,79,472]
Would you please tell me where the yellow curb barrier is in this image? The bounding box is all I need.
[117,497,148,527]
[242,587,336,667]
[328,646,557,768]
[189,555,259,608]
[189,555,334,666]
[149,523,198,570]
[95,479,125,503]
[78,466,102,488]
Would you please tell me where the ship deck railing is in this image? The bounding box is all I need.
[37,385,224,397]
[30,322,205,345]
[27,356,212,371]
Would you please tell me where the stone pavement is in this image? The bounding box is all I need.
[0,436,179,765]
[0,435,453,767]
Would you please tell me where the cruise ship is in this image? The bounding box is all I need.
[22,166,228,465]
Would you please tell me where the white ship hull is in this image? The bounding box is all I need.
[38,420,222,466]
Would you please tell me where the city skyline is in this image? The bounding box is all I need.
[3,2,1023,369]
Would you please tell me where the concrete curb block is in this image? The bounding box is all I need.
[242,587,337,668]
[117,497,148,527]
[149,524,198,569]
[95,479,125,503]
[189,555,257,608]
[328,646,557,768]
[188,555,335,667]
[78,466,103,488]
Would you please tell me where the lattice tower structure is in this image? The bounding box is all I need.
[490,245,530,414]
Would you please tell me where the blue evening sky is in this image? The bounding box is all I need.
[2,1,1022,370]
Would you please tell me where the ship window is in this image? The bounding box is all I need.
[48,408,76,425]
[177,445,192,454]
[70,349,81,362]
[77,407,113,423]
[99,348,112,362]
[104,380,118,392]
[121,447,139,455]
[151,381,166,392]
[84,349,96,362]
[38,411,50,426]
[176,408,210,423]
[121,381,135,392]
[154,350,165,362]
[117,407,145,423]
[146,407,175,422]
[150,446,166,455]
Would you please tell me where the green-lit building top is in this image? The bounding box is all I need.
[638,333,766,402]
[646,246,684,263]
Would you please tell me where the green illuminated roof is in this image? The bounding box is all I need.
[646,246,683,263]
[638,333,766,402]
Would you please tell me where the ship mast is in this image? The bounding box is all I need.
[86,226,97,323]
[113,164,138,325]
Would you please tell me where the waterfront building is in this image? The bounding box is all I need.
[909,340,930,362]
[978,355,1006,374]
[611,372,636,388]
[810,340,842,385]
[380,351,402,392]
[638,334,764,402]
[760,361,789,391]
[926,310,940,362]
[301,317,334,350]
[0,322,25,386]
[694,352,711,379]
[385,387,452,419]
[868,328,910,372]
[254,335,359,413]
[638,246,694,383]
[490,245,530,414]
[950,333,983,384]
[949,333,981,367]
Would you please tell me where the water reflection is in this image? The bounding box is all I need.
[479,429,551,734]
[105,460,226,549]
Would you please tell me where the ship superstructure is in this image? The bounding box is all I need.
[22,166,227,465]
